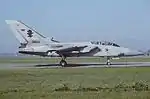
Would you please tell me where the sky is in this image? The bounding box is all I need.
[0,0,150,53]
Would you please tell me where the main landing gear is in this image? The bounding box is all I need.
[106,57,111,66]
[59,56,67,67]
[60,59,67,67]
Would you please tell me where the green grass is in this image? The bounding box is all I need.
[0,68,150,99]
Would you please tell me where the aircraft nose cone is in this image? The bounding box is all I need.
[124,49,144,56]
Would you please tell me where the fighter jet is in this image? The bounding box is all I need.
[5,20,144,67]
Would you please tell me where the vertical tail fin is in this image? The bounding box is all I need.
[5,20,47,46]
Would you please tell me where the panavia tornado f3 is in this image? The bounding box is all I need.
[5,20,144,67]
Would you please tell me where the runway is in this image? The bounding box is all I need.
[1,62,150,69]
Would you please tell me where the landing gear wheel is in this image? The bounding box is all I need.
[106,62,111,65]
[60,60,67,67]
[106,57,111,66]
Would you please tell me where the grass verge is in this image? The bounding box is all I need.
[0,67,150,99]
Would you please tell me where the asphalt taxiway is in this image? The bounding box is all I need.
[0,62,150,69]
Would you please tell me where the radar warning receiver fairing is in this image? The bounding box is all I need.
[5,20,144,67]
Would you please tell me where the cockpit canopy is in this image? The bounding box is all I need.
[90,41,120,47]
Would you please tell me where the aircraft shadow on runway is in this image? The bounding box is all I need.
[34,63,133,67]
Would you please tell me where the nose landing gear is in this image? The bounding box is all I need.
[106,57,111,66]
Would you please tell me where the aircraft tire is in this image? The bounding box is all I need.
[106,62,111,65]
[60,60,67,67]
